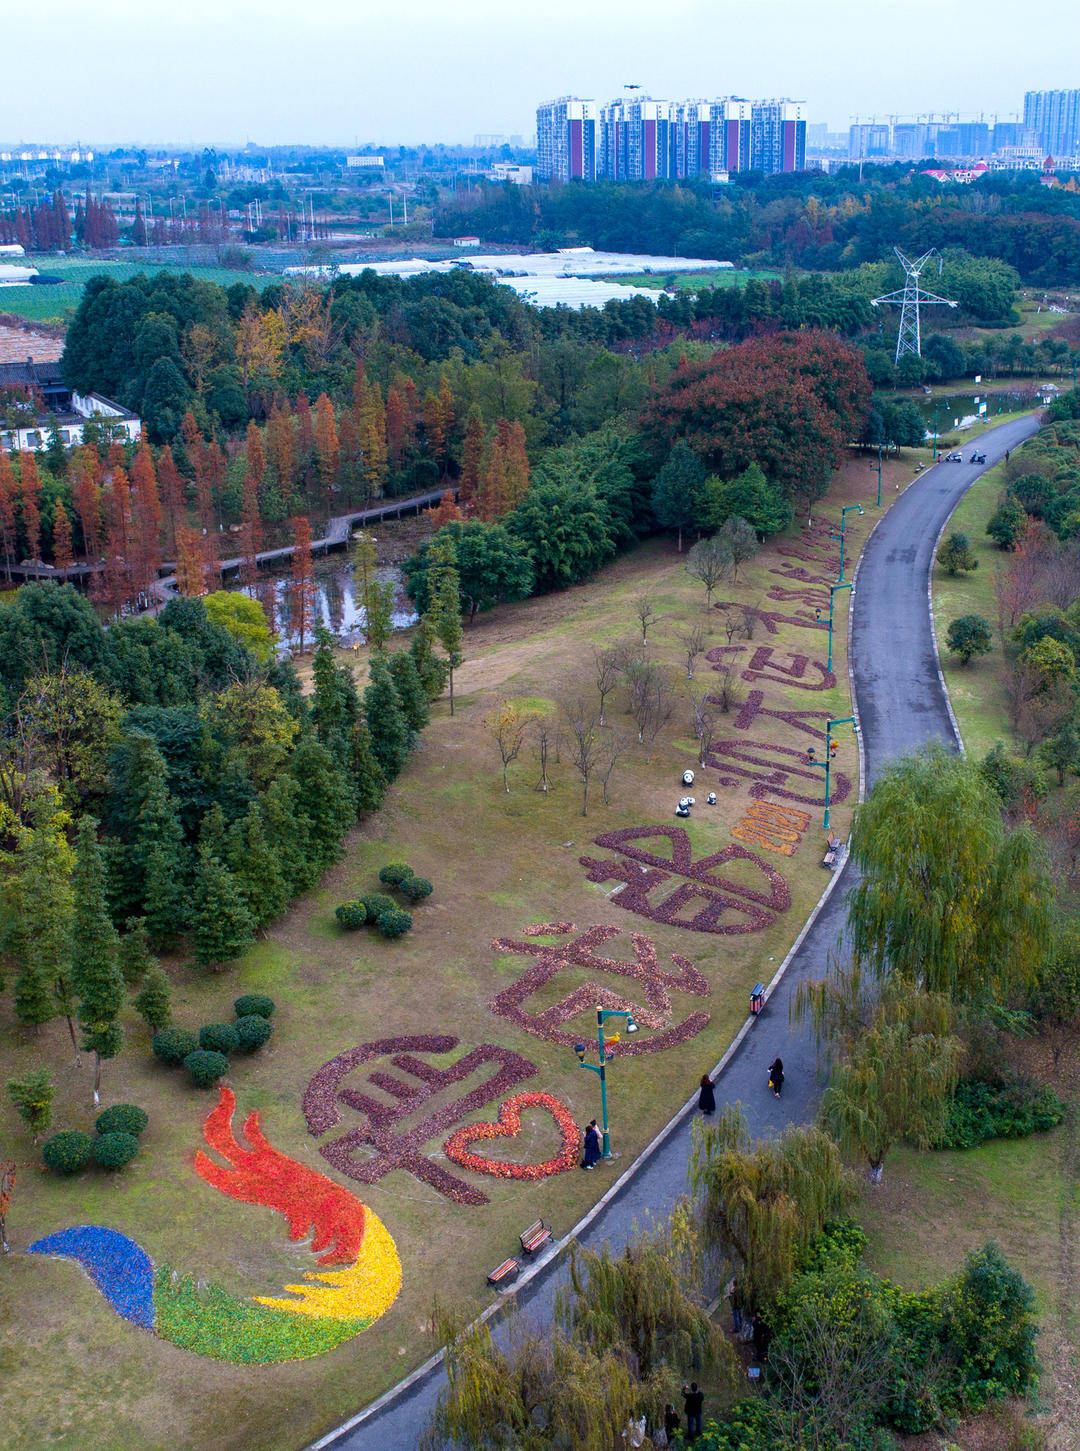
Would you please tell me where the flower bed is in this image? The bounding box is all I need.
[444,1092,580,1181]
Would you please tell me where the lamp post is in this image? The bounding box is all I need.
[574,1007,639,1160]
[815,580,852,673]
[932,400,949,460]
[805,715,858,828]
[870,444,883,507]
[837,504,863,580]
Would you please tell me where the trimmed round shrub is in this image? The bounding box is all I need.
[153,1027,199,1066]
[93,1132,140,1171]
[335,901,368,930]
[42,1130,93,1176]
[378,862,413,887]
[359,893,396,920]
[234,1014,274,1053]
[95,1104,149,1138]
[184,1050,230,1088]
[233,994,275,1020]
[199,1022,240,1055]
[399,875,433,903]
[376,907,413,939]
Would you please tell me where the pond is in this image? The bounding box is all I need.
[912,389,1033,437]
[248,556,417,651]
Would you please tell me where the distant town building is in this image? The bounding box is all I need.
[346,155,385,169]
[1024,90,1080,158]
[751,100,806,174]
[0,361,141,453]
[488,163,533,184]
[452,236,481,247]
[536,97,600,182]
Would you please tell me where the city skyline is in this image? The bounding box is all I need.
[2,0,1078,147]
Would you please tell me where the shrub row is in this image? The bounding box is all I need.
[335,864,433,938]
[42,1103,149,1176]
[151,996,275,1088]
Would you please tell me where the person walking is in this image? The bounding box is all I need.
[682,1382,704,1440]
[697,1072,716,1116]
[768,1056,784,1098]
[580,1118,602,1169]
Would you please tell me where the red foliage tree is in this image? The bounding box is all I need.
[240,471,262,590]
[0,450,17,579]
[156,444,185,557]
[16,452,42,561]
[290,514,316,654]
[459,410,484,508]
[52,500,74,572]
[129,442,162,596]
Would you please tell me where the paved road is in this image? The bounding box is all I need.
[311,414,1041,1451]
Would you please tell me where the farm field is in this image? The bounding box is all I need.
[0,454,899,1451]
[606,266,785,293]
[0,256,280,325]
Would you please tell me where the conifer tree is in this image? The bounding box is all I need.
[261,775,316,895]
[311,624,359,761]
[227,800,291,927]
[427,534,464,715]
[192,845,254,970]
[10,799,74,1033]
[288,738,355,867]
[352,720,386,814]
[388,650,429,734]
[52,500,74,571]
[7,1068,55,1139]
[409,618,450,701]
[459,409,484,507]
[134,963,172,1031]
[72,817,125,1104]
[117,918,154,987]
[363,655,410,780]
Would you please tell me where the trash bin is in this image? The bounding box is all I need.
[750,983,766,1015]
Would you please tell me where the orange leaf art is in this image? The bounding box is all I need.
[443,1091,580,1181]
[195,1086,365,1265]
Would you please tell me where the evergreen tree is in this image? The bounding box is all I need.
[426,534,463,715]
[388,650,429,734]
[288,738,355,870]
[409,618,449,701]
[352,720,387,814]
[651,440,707,551]
[134,963,172,1030]
[363,656,410,780]
[192,845,254,970]
[7,1068,55,1139]
[227,800,291,927]
[72,816,125,1104]
[311,624,360,765]
[10,801,73,1032]
[260,775,316,895]
[117,918,154,987]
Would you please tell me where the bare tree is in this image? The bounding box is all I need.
[598,729,630,806]
[484,700,533,792]
[707,664,745,717]
[717,516,759,583]
[740,597,763,641]
[634,595,659,648]
[641,674,677,760]
[680,623,706,679]
[689,686,719,766]
[714,603,742,647]
[592,646,621,726]
[624,656,660,743]
[686,536,729,607]
[561,696,603,816]
[533,721,553,792]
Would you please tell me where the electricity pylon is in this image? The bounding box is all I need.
[870,247,958,363]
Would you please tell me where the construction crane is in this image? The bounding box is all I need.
[870,246,958,363]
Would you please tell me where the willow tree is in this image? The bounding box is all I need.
[847,744,1052,1004]
[422,1311,641,1451]
[689,1106,857,1313]
[559,1209,738,1401]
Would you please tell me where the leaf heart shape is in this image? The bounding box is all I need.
[443,1092,580,1181]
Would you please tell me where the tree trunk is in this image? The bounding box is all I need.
[448,666,455,717]
[65,1013,81,1067]
[93,1052,101,1107]
[581,781,589,817]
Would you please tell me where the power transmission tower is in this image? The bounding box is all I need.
[871,246,958,363]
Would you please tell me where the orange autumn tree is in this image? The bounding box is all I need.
[503,420,530,510]
[459,410,484,509]
[314,393,339,512]
[52,500,74,572]
[156,444,184,558]
[427,491,464,528]
[17,451,42,560]
[176,526,205,597]
[291,514,316,653]
[0,450,17,579]
[129,442,162,597]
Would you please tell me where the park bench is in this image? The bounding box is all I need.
[821,835,841,869]
[487,1258,520,1287]
[519,1219,552,1256]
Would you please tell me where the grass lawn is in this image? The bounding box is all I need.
[606,266,784,293]
[0,456,903,1451]
[0,256,279,325]
[931,458,1013,761]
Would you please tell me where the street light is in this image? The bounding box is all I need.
[815,580,852,672]
[836,505,863,581]
[574,1007,639,1159]
[807,716,858,829]
[932,399,950,461]
[869,444,883,507]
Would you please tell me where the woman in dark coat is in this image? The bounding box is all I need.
[768,1057,784,1098]
[697,1072,716,1115]
[580,1118,602,1168]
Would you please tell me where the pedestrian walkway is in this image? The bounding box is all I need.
[312,414,1041,1451]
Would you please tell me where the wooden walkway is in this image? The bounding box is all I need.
[5,486,457,595]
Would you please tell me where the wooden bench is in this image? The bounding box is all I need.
[519,1219,551,1256]
[821,835,841,869]
[487,1258,519,1287]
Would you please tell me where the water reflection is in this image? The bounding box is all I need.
[914,389,1029,436]
[249,557,417,650]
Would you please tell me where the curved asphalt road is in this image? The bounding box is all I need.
[310,412,1041,1451]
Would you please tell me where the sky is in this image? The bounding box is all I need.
[3,0,1079,148]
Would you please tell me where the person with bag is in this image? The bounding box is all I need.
[580,1118,602,1169]
[697,1071,716,1116]
[768,1056,784,1098]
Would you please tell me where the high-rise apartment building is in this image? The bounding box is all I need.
[536,97,599,182]
[537,92,806,182]
[849,123,891,159]
[752,100,806,174]
[1023,90,1080,156]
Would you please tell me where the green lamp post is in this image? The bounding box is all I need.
[574,1008,639,1160]
[805,716,858,828]
[815,580,852,672]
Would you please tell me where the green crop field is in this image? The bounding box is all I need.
[605,266,784,293]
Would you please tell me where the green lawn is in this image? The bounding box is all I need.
[0,460,887,1451]
[1,257,279,325]
[605,266,784,293]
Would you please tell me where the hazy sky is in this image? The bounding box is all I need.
[3,0,1079,147]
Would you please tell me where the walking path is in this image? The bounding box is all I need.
[310,414,1040,1451]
